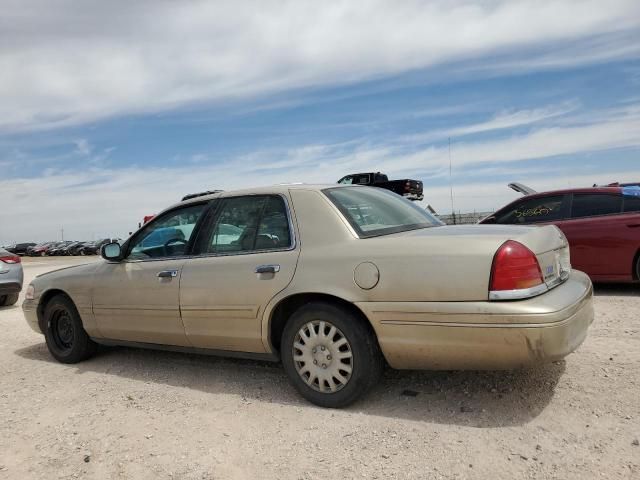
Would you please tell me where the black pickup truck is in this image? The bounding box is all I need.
[337,172,424,201]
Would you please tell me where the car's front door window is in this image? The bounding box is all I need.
[623,195,640,213]
[128,204,206,260]
[571,194,623,218]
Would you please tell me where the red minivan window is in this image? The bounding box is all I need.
[571,194,622,218]
[496,195,565,224]
[623,195,640,212]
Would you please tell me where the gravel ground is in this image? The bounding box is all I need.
[1,256,638,479]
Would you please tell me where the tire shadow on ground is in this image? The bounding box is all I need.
[593,283,639,297]
[15,341,565,428]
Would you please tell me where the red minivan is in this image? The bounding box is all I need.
[480,186,640,283]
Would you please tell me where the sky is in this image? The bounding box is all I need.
[1,0,639,244]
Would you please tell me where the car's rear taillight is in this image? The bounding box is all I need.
[0,254,21,264]
[489,240,546,300]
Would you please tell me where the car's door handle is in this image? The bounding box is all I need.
[255,264,280,274]
[157,270,178,278]
[627,223,640,228]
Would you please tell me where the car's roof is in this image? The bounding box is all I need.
[177,183,350,206]
[521,186,622,198]
[492,186,624,214]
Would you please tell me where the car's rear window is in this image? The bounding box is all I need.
[495,195,565,224]
[323,186,442,238]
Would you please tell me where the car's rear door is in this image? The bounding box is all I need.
[180,194,300,352]
[92,203,208,345]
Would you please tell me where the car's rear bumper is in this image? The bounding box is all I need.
[357,270,594,370]
[0,282,22,295]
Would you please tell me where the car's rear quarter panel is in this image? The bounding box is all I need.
[357,271,593,369]
[276,189,592,368]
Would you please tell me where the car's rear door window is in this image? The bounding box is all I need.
[495,195,565,224]
[206,195,292,254]
[570,194,622,219]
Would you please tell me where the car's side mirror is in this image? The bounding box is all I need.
[101,242,122,261]
[482,215,497,224]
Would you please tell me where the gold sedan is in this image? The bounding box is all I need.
[23,185,593,407]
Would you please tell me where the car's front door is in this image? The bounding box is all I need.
[180,194,300,352]
[92,203,208,345]
[559,193,627,279]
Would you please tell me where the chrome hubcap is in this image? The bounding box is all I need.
[292,320,353,393]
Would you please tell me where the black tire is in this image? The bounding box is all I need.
[43,294,97,363]
[281,302,384,408]
[0,293,19,306]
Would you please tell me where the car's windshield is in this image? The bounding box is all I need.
[323,186,442,237]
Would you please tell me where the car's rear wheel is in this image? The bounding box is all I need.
[0,293,19,306]
[281,302,383,408]
[43,294,97,363]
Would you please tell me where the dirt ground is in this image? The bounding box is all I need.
[0,256,638,479]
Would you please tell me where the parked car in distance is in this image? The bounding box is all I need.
[0,247,23,306]
[28,242,55,256]
[47,241,75,256]
[57,241,84,256]
[5,243,36,256]
[75,240,100,255]
[63,242,88,256]
[480,185,640,283]
[77,239,116,255]
[23,184,593,407]
[337,172,424,201]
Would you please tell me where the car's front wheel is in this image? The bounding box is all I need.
[43,294,97,363]
[281,302,384,408]
[0,293,19,306]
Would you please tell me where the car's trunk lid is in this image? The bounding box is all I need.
[373,224,571,300]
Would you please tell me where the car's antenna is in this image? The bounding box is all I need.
[448,137,455,220]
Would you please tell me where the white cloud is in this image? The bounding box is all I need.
[403,101,580,143]
[73,139,92,156]
[1,102,638,243]
[0,0,639,131]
